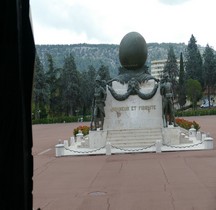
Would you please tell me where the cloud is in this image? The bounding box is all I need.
[30,0,216,49]
[31,0,111,44]
[158,0,190,5]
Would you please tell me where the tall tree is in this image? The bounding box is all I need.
[32,54,48,119]
[185,34,203,87]
[203,44,216,107]
[80,65,97,115]
[46,53,61,117]
[163,45,179,97]
[186,79,202,110]
[178,52,186,108]
[60,54,80,116]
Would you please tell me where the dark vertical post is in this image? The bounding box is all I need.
[1,0,35,209]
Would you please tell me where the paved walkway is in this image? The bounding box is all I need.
[33,116,216,210]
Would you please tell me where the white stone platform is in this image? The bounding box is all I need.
[55,131,214,157]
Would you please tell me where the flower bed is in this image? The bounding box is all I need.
[73,125,90,136]
[175,118,200,130]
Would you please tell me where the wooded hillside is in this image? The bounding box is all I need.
[36,43,205,77]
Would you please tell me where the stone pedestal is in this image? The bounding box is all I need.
[89,130,107,148]
[162,127,180,145]
[103,81,163,130]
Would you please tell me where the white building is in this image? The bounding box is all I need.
[151,59,180,80]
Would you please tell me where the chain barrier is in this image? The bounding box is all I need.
[63,140,205,155]
[162,140,205,149]
[111,143,156,152]
[64,145,106,154]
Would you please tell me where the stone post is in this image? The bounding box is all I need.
[64,140,69,148]
[189,125,196,141]
[202,133,207,141]
[196,131,201,141]
[106,142,112,155]
[76,130,84,143]
[204,137,213,149]
[155,140,162,153]
[55,144,64,157]
[70,136,75,146]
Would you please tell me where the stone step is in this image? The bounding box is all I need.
[107,136,162,143]
[107,133,162,138]
[108,135,162,141]
[107,128,162,148]
[111,142,156,148]
[107,130,161,136]
[108,128,161,133]
[107,128,161,135]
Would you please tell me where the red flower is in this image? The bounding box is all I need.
[73,125,90,136]
[175,118,200,130]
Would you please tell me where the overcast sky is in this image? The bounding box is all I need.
[30,0,216,48]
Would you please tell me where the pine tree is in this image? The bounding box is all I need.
[79,65,97,115]
[46,53,61,117]
[185,34,203,87]
[203,44,216,107]
[163,45,179,97]
[178,52,186,108]
[60,54,80,116]
[32,54,48,119]
[186,79,202,110]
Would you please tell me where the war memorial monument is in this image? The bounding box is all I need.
[56,32,213,156]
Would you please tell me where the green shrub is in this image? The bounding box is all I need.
[32,116,88,124]
[176,107,216,117]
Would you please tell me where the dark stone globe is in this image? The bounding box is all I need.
[119,31,147,70]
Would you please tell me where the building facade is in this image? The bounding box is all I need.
[151,59,180,80]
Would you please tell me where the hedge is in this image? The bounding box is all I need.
[176,108,216,117]
[32,115,91,124]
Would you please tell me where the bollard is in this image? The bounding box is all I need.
[106,142,112,155]
[76,130,84,142]
[55,144,64,157]
[70,136,75,146]
[196,131,201,141]
[204,137,213,149]
[64,140,69,148]
[202,133,206,141]
[189,125,196,138]
[155,140,162,153]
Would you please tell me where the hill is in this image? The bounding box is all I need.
[36,43,204,77]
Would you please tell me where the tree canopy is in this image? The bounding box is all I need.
[163,45,179,97]
[185,34,203,87]
[177,52,186,108]
[202,44,216,106]
[186,79,202,110]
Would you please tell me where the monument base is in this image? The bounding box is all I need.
[89,130,107,149]
[89,127,163,149]
[162,126,180,145]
